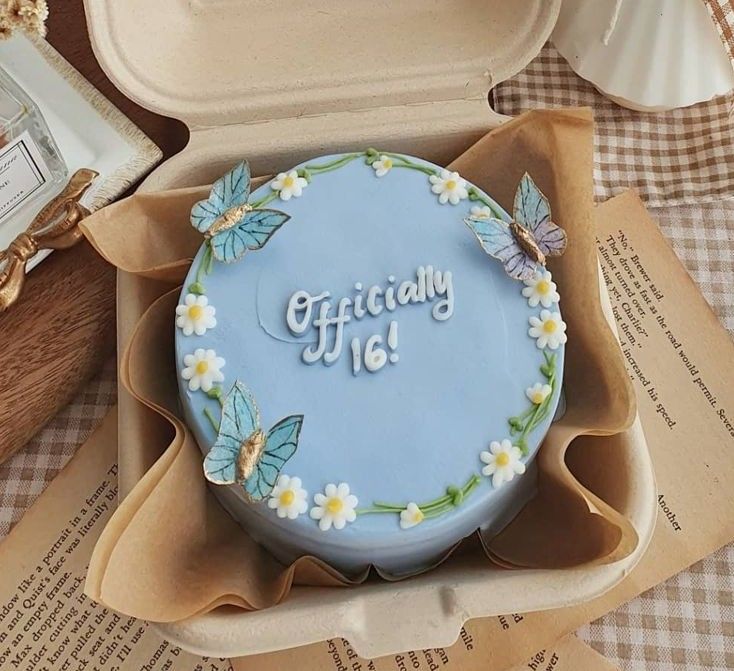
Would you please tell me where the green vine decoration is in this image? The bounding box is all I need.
[182,150,557,529]
[202,386,225,432]
[366,149,436,177]
[508,351,558,455]
[356,472,481,519]
[298,152,363,182]
[186,149,505,298]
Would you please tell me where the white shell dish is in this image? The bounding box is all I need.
[552,0,734,111]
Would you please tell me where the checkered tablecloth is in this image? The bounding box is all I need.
[492,44,734,209]
[705,0,734,66]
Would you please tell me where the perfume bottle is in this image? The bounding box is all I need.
[0,64,67,227]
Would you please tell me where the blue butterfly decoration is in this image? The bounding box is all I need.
[204,381,304,500]
[464,173,567,281]
[191,161,290,263]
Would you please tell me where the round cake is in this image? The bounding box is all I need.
[175,150,567,576]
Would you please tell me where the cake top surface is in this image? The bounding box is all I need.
[175,151,566,546]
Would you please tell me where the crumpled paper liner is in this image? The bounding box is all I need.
[82,108,638,622]
[450,110,639,568]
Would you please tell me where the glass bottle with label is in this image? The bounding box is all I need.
[0,64,67,227]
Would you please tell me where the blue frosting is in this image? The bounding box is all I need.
[175,153,564,575]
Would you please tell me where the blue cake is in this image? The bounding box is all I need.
[175,150,567,576]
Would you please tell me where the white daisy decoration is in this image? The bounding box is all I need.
[268,475,309,520]
[181,348,225,392]
[271,170,308,201]
[429,169,469,205]
[175,293,217,336]
[469,204,492,220]
[372,155,394,177]
[399,502,425,530]
[526,382,552,405]
[310,482,358,531]
[522,269,560,308]
[528,310,567,350]
[480,439,526,488]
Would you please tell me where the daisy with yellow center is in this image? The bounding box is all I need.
[399,502,425,529]
[181,348,225,392]
[310,482,358,531]
[268,475,308,519]
[429,169,469,205]
[526,382,553,405]
[372,155,394,177]
[522,269,560,308]
[480,439,526,488]
[528,309,567,350]
[176,293,217,336]
[271,169,308,201]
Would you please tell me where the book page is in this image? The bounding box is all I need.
[0,410,231,671]
[231,632,618,671]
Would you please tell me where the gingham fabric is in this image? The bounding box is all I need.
[1,200,732,671]
[652,202,734,334]
[491,44,734,208]
[579,542,734,670]
[0,358,117,537]
[704,0,734,65]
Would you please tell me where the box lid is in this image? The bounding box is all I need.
[85,0,559,128]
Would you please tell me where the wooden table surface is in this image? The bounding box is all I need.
[0,2,188,462]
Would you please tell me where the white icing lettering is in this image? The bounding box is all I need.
[432,270,454,321]
[285,266,453,372]
[286,289,330,334]
[302,301,332,364]
[366,285,384,316]
[387,320,398,351]
[416,266,427,302]
[350,337,361,375]
[353,285,367,319]
[425,265,436,298]
[364,334,387,373]
[323,297,352,365]
[385,284,397,311]
[397,280,420,305]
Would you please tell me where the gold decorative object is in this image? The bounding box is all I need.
[510,220,546,265]
[206,203,253,237]
[236,429,266,482]
[0,168,97,312]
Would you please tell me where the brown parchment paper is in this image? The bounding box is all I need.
[451,110,639,568]
[81,109,638,622]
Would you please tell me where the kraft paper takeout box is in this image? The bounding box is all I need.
[84,0,656,658]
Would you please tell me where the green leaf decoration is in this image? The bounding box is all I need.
[447,485,463,506]
[206,386,223,401]
[365,147,380,164]
[508,417,524,432]
[188,281,206,295]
